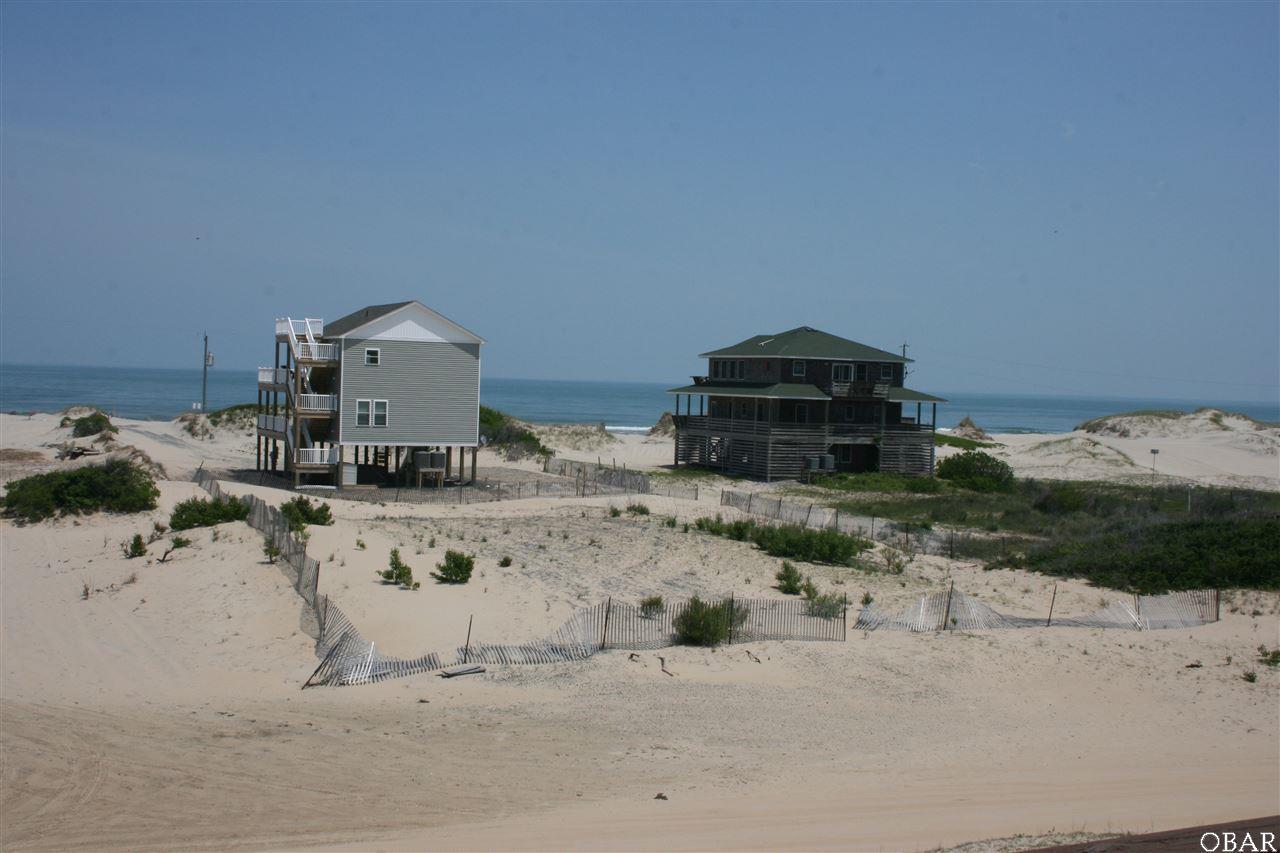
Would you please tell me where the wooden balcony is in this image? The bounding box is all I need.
[294,447,338,466]
[257,414,288,435]
[296,393,338,414]
[673,415,931,444]
[295,342,339,362]
[826,381,890,399]
[258,367,289,387]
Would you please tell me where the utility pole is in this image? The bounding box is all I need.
[901,341,910,378]
[201,333,214,413]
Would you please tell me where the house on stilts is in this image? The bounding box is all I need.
[256,301,483,489]
[668,327,946,481]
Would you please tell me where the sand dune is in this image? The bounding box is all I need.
[1,410,1277,851]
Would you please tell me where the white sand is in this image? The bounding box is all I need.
[1,409,1277,851]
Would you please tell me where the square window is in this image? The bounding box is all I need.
[356,399,370,427]
[373,400,388,427]
[365,348,380,366]
[792,361,806,378]
[832,363,852,382]
[880,364,893,380]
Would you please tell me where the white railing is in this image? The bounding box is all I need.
[297,393,337,413]
[275,317,324,338]
[295,447,338,465]
[257,414,287,433]
[296,342,338,361]
[258,367,289,385]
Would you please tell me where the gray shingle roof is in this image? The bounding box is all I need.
[323,302,415,338]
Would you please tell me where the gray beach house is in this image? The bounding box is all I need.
[668,326,946,481]
[255,301,484,488]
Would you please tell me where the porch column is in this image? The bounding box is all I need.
[471,446,478,484]
[930,402,938,474]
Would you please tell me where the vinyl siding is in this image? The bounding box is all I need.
[338,339,479,445]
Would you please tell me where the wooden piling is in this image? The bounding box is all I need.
[1046,583,1058,627]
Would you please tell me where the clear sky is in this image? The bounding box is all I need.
[2,1,1276,403]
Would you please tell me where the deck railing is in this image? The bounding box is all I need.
[275,318,324,338]
[297,393,338,413]
[827,381,891,399]
[258,367,289,385]
[295,447,338,465]
[257,414,287,433]
[296,342,338,361]
[674,415,930,439]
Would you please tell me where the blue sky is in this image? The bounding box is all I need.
[2,1,1276,403]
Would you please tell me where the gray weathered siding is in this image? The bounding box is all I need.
[338,339,479,445]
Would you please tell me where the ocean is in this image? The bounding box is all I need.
[1,363,1276,435]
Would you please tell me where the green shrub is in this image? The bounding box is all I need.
[498,555,513,567]
[479,406,553,459]
[673,596,747,646]
[861,591,874,606]
[664,516,678,528]
[62,410,116,438]
[608,506,621,518]
[431,549,474,584]
[626,503,650,516]
[693,515,871,565]
[123,533,147,558]
[379,547,420,589]
[169,496,248,531]
[775,561,803,594]
[640,595,665,617]
[937,450,1015,493]
[1256,646,1280,668]
[1,459,159,522]
[280,495,334,533]
[805,589,845,619]
[1004,518,1280,593]
[262,540,280,564]
[1243,671,1257,683]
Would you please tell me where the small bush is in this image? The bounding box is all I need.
[775,561,803,594]
[122,533,147,559]
[2,459,159,523]
[936,450,1015,493]
[1256,646,1280,668]
[63,411,116,438]
[693,515,871,565]
[640,595,664,617]
[431,549,474,584]
[355,538,366,550]
[627,503,650,516]
[263,540,280,564]
[1242,671,1257,683]
[379,547,420,589]
[280,495,334,533]
[608,506,621,518]
[157,535,191,563]
[498,555,513,567]
[664,516,677,528]
[169,496,249,531]
[673,596,747,646]
[861,591,873,606]
[803,583,845,618]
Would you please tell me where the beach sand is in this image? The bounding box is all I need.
[1,409,1277,851]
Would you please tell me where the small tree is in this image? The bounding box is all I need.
[378,548,420,589]
[775,561,803,594]
[431,549,473,584]
[262,539,280,564]
[122,533,147,559]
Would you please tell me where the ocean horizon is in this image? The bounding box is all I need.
[1,362,1276,435]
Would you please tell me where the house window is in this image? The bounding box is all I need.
[844,405,855,420]
[364,348,380,366]
[355,399,371,427]
[792,361,806,378]
[855,363,867,381]
[712,360,722,379]
[738,360,746,379]
[880,364,893,380]
[373,400,388,427]
[832,363,852,382]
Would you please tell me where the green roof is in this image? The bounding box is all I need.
[887,387,948,403]
[700,327,910,362]
[667,382,831,400]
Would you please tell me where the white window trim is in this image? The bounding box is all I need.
[792,361,806,378]
[832,363,852,382]
[364,348,381,366]
[373,399,389,428]
[355,398,371,427]
[880,364,893,380]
